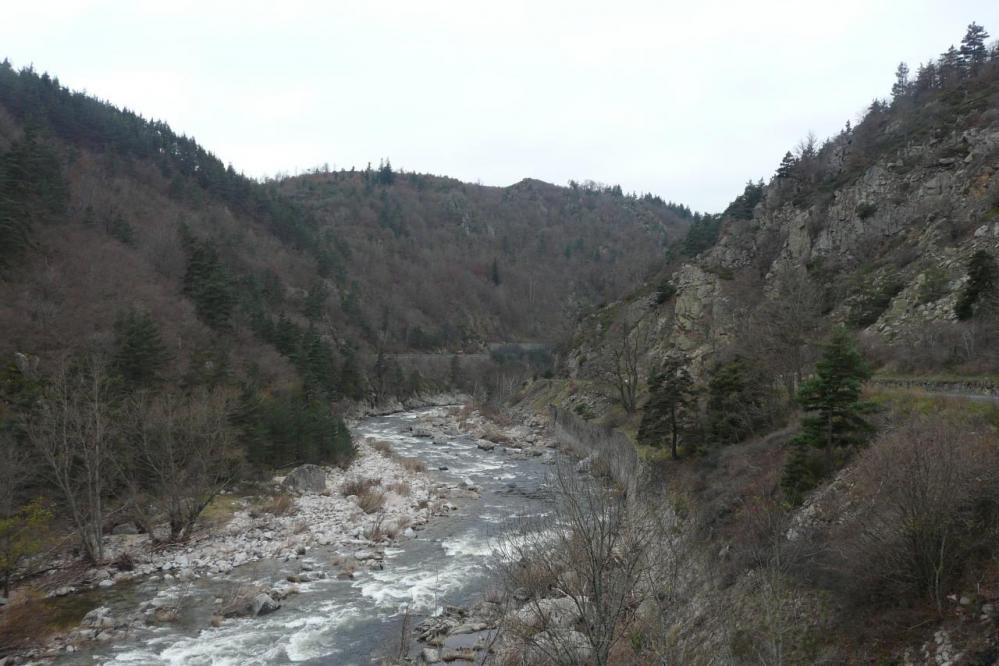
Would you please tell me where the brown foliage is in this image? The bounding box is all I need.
[829,416,999,610]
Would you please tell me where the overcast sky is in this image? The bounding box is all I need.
[3,1,998,212]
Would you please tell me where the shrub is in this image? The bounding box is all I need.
[356,487,386,514]
[387,481,411,496]
[261,493,295,516]
[369,439,394,457]
[340,477,380,497]
[832,416,999,609]
[856,201,878,220]
[397,456,426,473]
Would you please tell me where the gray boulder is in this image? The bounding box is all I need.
[514,597,581,630]
[251,593,281,617]
[529,630,593,663]
[282,464,327,494]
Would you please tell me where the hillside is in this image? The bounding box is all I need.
[507,22,999,664]
[279,171,690,351]
[562,28,999,414]
[0,61,690,417]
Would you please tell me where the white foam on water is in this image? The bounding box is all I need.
[283,604,362,662]
[357,556,482,612]
[441,533,499,559]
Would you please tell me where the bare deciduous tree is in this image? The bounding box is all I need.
[740,272,824,400]
[497,459,655,666]
[27,355,117,563]
[600,319,651,414]
[122,388,239,542]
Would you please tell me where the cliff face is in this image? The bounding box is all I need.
[567,74,999,392]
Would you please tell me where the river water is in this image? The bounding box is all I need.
[63,408,553,665]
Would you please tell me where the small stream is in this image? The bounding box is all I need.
[60,408,553,665]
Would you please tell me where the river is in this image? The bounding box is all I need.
[59,407,554,665]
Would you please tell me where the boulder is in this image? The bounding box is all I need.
[513,597,581,630]
[282,464,327,494]
[528,630,592,663]
[251,593,281,617]
[476,441,496,451]
[421,647,441,663]
[112,522,139,535]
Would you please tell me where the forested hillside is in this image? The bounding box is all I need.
[0,59,690,472]
[279,170,690,349]
[508,22,999,663]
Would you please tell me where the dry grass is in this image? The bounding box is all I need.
[341,477,381,497]
[369,439,394,457]
[0,590,96,653]
[261,493,295,516]
[219,584,264,618]
[483,427,511,444]
[200,494,243,528]
[387,480,411,496]
[396,456,426,473]
[357,487,387,514]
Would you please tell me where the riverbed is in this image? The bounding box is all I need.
[57,407,553,665]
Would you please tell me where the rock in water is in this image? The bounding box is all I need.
[251,593,281,617]
[282,464,327,494]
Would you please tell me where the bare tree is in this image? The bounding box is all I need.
[27,355,117,563]
[122,388,239,542]
[740,272,824,400]
[601,319,651,414]
[498,459,654,666]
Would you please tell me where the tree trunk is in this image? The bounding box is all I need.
[670,405,679,460]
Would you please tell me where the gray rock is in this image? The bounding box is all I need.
[450,621,489,634]
[112,522,139,535]
[251,593,281,617]
[476,441,496,451]
[282,464,327,494]
[514,597,582,630]
[420,647,440,663]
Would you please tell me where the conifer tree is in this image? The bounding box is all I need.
[637,354,696,460]
[181,235,235,330]
[890,62,910,99]
[960,22,990,70]
[113,309,171,388]
[781,328,873,503]
[955,250,997,320]
[775,151,797,179]
[706,356,773,446]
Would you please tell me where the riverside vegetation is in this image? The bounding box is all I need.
[3,19,999,666]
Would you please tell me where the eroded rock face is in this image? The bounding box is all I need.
[282,464,327,494]
[567,121,999,389]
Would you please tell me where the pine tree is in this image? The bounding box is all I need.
[637,354,696,460]
[960,22,990,70]
[0,132,68,269]
[181,236,235,330]
[303,282,326,321]
[890,62,910,99]
[706,357,773,446]
[113,309,171,388]
[781,328,873,502]
[938,45,963,85]
[955,250,997,320]
[775,151,797,179]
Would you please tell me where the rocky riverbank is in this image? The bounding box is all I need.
[6,403,563,664]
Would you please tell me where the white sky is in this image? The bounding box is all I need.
[2,0,997,212]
